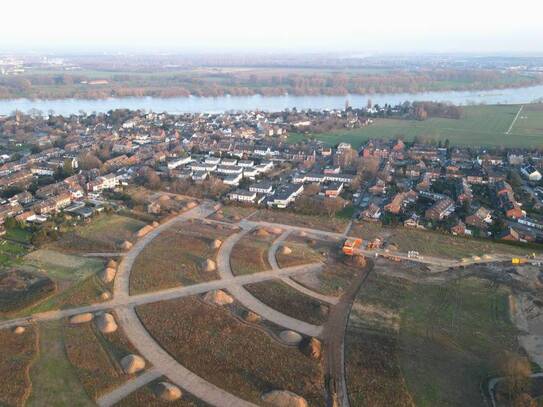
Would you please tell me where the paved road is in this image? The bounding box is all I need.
[268,230,339,305]
[323,261,373,407]
[217,225,324,338]
[96,368,162,407]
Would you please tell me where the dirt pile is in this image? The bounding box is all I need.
[204,290,234,306]
[107,259,118,269]
[100,267,117,284]
[244,310,261,323]
[256,228,270,237]
[202,259,217,272]
[186,201,198,209]
[300,337,322,359]
[13,326,26,335]
[120,354,146,374]
[121,241,133,251]
[155,382,182,401]
[69,313,94,324]
[280,246,292,255]
[279,330,303,345]
[268,227,283,235]
[211,239,222,249]
[95,312,118,333]
[137,225,154,238]
[261,390,308,407]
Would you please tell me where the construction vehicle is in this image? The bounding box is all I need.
[342,238,362,256]
[512,258,527,265]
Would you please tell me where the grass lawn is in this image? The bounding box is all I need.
[130,221,232,294]
[245,281,328,325]
[350,221,535,259]
[230,230,274,275]
[114,377,208,407]
[137,296,325,406]
[345,272,522,407]
[0,239,29,267]
[0,326,38,407]
[253,209,349,233]
[51,214,146,254]
[289,104,543,149]
[27,321,94,407]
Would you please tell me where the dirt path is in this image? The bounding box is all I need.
[96,368,162,407]
[217,225,324,337]
[323,259,373,407]
[268,230,339,305]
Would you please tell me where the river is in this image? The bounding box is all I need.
[1,85,543,116]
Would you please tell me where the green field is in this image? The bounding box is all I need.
[290,104,543,148]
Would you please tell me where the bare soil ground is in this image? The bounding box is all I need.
[137,296,325,406]
[208,205,256,223]
[0,326,38,407]
[245,281,329,325]
[130,220,234,294]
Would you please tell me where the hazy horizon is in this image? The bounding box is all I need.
[2,0,543,54]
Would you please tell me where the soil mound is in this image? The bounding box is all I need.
[121,241,133,251]
[300,337,322,359]
[280,246,292,255]
[155,382,182,401]
[211,239,222,249]
[256,228,270,237]
[137,225,154,238]
[100,267,116,283]
[279,330,303,345]
[204,290,234,306]
[13,326,26,335]
[107,259,118,269]
[202,259,217,272]
[261,390,308,407]
[70,313,94,324]
[268,227,283,234]
[96,312,118,333]
[120,354,146,374]
[186,201,198,209]
[244,310,261,323]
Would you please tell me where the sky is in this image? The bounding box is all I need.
[1,0,543,54]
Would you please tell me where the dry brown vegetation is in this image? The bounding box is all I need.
[0,326,38,407]
[130,221,233,294]
[253,210,348,233]
[275,239,325,269]
[137,297,325,406]
[63,318,141,400]
[209,205,255,223]
[230,231,274,275]
[0,269,55,316]
[114,377,209,407]
[245,281,328,325]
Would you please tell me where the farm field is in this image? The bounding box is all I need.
[0,326,38,407]
[130,220,234,294]
[50,214,146,254]
[136,296,325,406]
[229,229,275,275]
[289,104,543,148]
[345,271,521,407]
[244,281,328,325]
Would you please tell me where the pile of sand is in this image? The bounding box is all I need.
[279,330,303,345]
[232,215,242,221]
[13,326,26,335]
[204,290,234,306]
[300,337,322,360]
[244,310,261,323]
[280,246,292,255]
[256,228,270,237]
[107,259,118,269]
[100,267,117,284]
[268,227,283,235]
[155,382,182,401]
[298,231,307,237]
[211,239,222,249]
[202,259,217,272]
[121,241,133,251]
[186,201,198,209]
[120,354,146,374]
[152,221,160,228]
[70,313,94,324]
[261,390,308,407]
[137,225,154,238]
[95,313,118,334]
[100,291,111,300]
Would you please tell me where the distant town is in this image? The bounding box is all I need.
[1,105,542,249]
